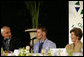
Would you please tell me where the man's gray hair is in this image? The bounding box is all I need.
[1,26,10,33]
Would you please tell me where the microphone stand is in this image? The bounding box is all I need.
[30,37,36,52]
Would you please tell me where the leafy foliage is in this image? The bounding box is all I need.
[25,1,40,28]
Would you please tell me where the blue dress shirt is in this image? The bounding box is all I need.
[33,38,56,53]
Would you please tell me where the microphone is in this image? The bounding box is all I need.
[31,37,36,40]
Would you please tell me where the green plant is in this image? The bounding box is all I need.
[68,49,73,56]
[27,49,33,56]
[48,49,52,56]
[4,52,8,56]
[36,53,39,56]
[25,1,40,28]
[29,49,33,56]
[1,48,3,55]
[22,47,26,56]
[18,48,21,56]
[18,51,21,56]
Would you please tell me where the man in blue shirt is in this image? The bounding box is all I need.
[33,26,56,53]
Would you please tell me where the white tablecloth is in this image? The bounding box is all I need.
[7,48,83,56]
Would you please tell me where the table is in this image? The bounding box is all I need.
[1,48,83,56]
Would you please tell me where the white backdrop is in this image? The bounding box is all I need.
[69,1,83,44]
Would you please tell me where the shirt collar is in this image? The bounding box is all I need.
[4,36,12,40]
[39,38,47,43]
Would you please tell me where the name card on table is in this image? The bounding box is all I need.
[50,48,68,56]
[14,49,20,56]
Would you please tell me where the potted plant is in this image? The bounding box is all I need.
[25,1,40,47]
